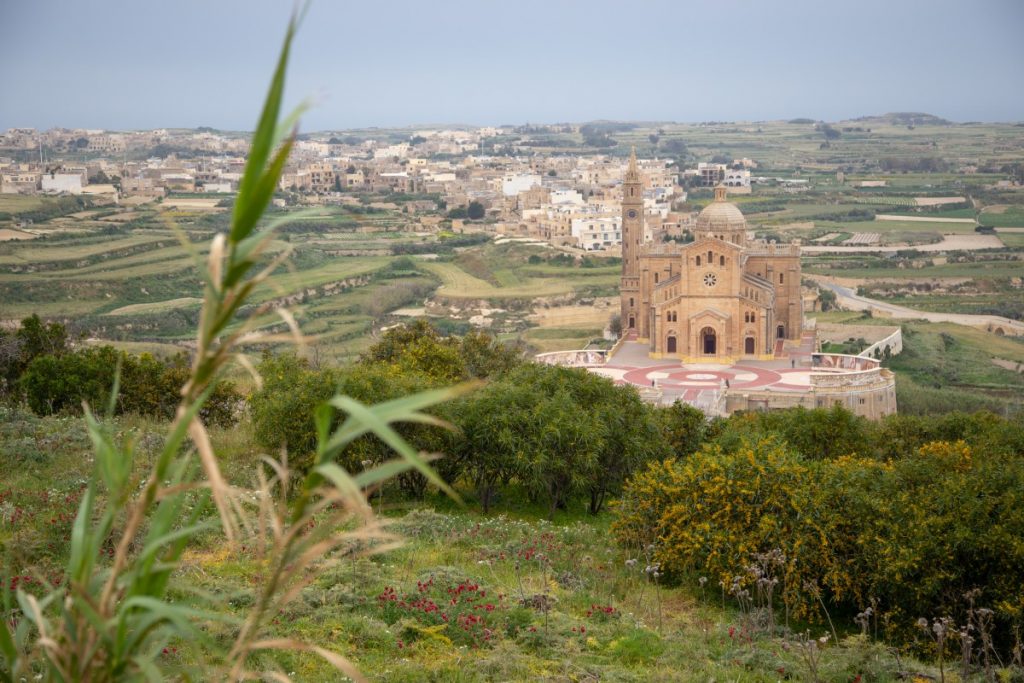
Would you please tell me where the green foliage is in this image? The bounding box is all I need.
[19,348,240,426]
[361,320,524,383]
[0,315,69,389]
[655,401,707,457]
[456,364,667,516]
[714,405,872,460]
[250,352,340,459]
[614,414,1024,656]
[467,201,486,220]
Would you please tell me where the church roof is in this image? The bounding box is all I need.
[696,185,746,232]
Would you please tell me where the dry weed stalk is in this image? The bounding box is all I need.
[0,9,461,682]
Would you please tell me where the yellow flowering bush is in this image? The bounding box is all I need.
[613,437,1024,648]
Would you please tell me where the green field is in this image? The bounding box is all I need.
[0,194,46,212]
[105,297,204,316]
[981,205,1024,227]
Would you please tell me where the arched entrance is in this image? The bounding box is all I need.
[744,336,755,354]
[777,324,786,339]
[666,335,677,353]
[628,316,635,329]
[700,327,717,355]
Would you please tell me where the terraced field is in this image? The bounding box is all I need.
[0,233,173,266]
[422,260,619,300]
[105,297,203,316]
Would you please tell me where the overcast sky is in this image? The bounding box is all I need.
[2,0,1022,131]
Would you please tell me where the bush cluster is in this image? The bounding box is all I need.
[249,321,673,516]
[613,409,1024,653]
[1,315,239,426]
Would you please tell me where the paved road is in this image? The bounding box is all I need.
[801,234,1005,254]
[813,276,1024,336]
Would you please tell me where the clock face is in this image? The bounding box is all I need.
[626,209,638,219]
[703,272,717,288]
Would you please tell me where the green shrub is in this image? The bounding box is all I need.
[250,354,455,485]
[19,348,240,425]
[249,353,340,460]
[613,435,1024,655]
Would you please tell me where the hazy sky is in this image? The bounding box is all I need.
[2,0,1022,131]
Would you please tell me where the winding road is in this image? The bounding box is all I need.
[812,276,1024,337]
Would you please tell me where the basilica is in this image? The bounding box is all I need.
[620,149,803,362]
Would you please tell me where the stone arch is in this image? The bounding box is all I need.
[700,326,717,355]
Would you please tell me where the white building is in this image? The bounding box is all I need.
[550,189,585,206]
[41,173,83,194]
[373,143,410,160]
[723,169,751,187]
[201,182,233,193]
[571,215,622,251]
[500,173,541,197]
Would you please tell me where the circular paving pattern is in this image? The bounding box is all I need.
[609,363,794,392]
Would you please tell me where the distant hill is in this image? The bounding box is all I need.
[849,112,952,126]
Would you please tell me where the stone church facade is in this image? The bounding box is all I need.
[620,150,803,362]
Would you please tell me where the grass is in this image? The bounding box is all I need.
[250,256,391,301]
[0,233,173,266]
[980,205,1024,227]
[997,231,1024,248]
[422,261,618,300]
[0,408,948,682]
[523,326,605,352]
[105,297,204,316]
[0,195,46,213]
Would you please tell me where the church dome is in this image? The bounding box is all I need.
[696,186,746,232]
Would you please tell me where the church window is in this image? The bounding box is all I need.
[720,255,725,266]
[696,255,701,266]
[654,272,659,283]
[779,273,784,284]
[629,298,634,307]
[708,250,713,262]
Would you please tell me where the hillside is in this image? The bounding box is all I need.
[1,406,950,682]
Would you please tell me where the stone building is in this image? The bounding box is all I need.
[620,148,802,362]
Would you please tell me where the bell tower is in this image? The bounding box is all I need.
[620,147,643,335]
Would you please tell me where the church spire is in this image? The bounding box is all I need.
[625,146,641,184]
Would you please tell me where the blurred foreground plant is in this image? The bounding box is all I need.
[0,10,460,682]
